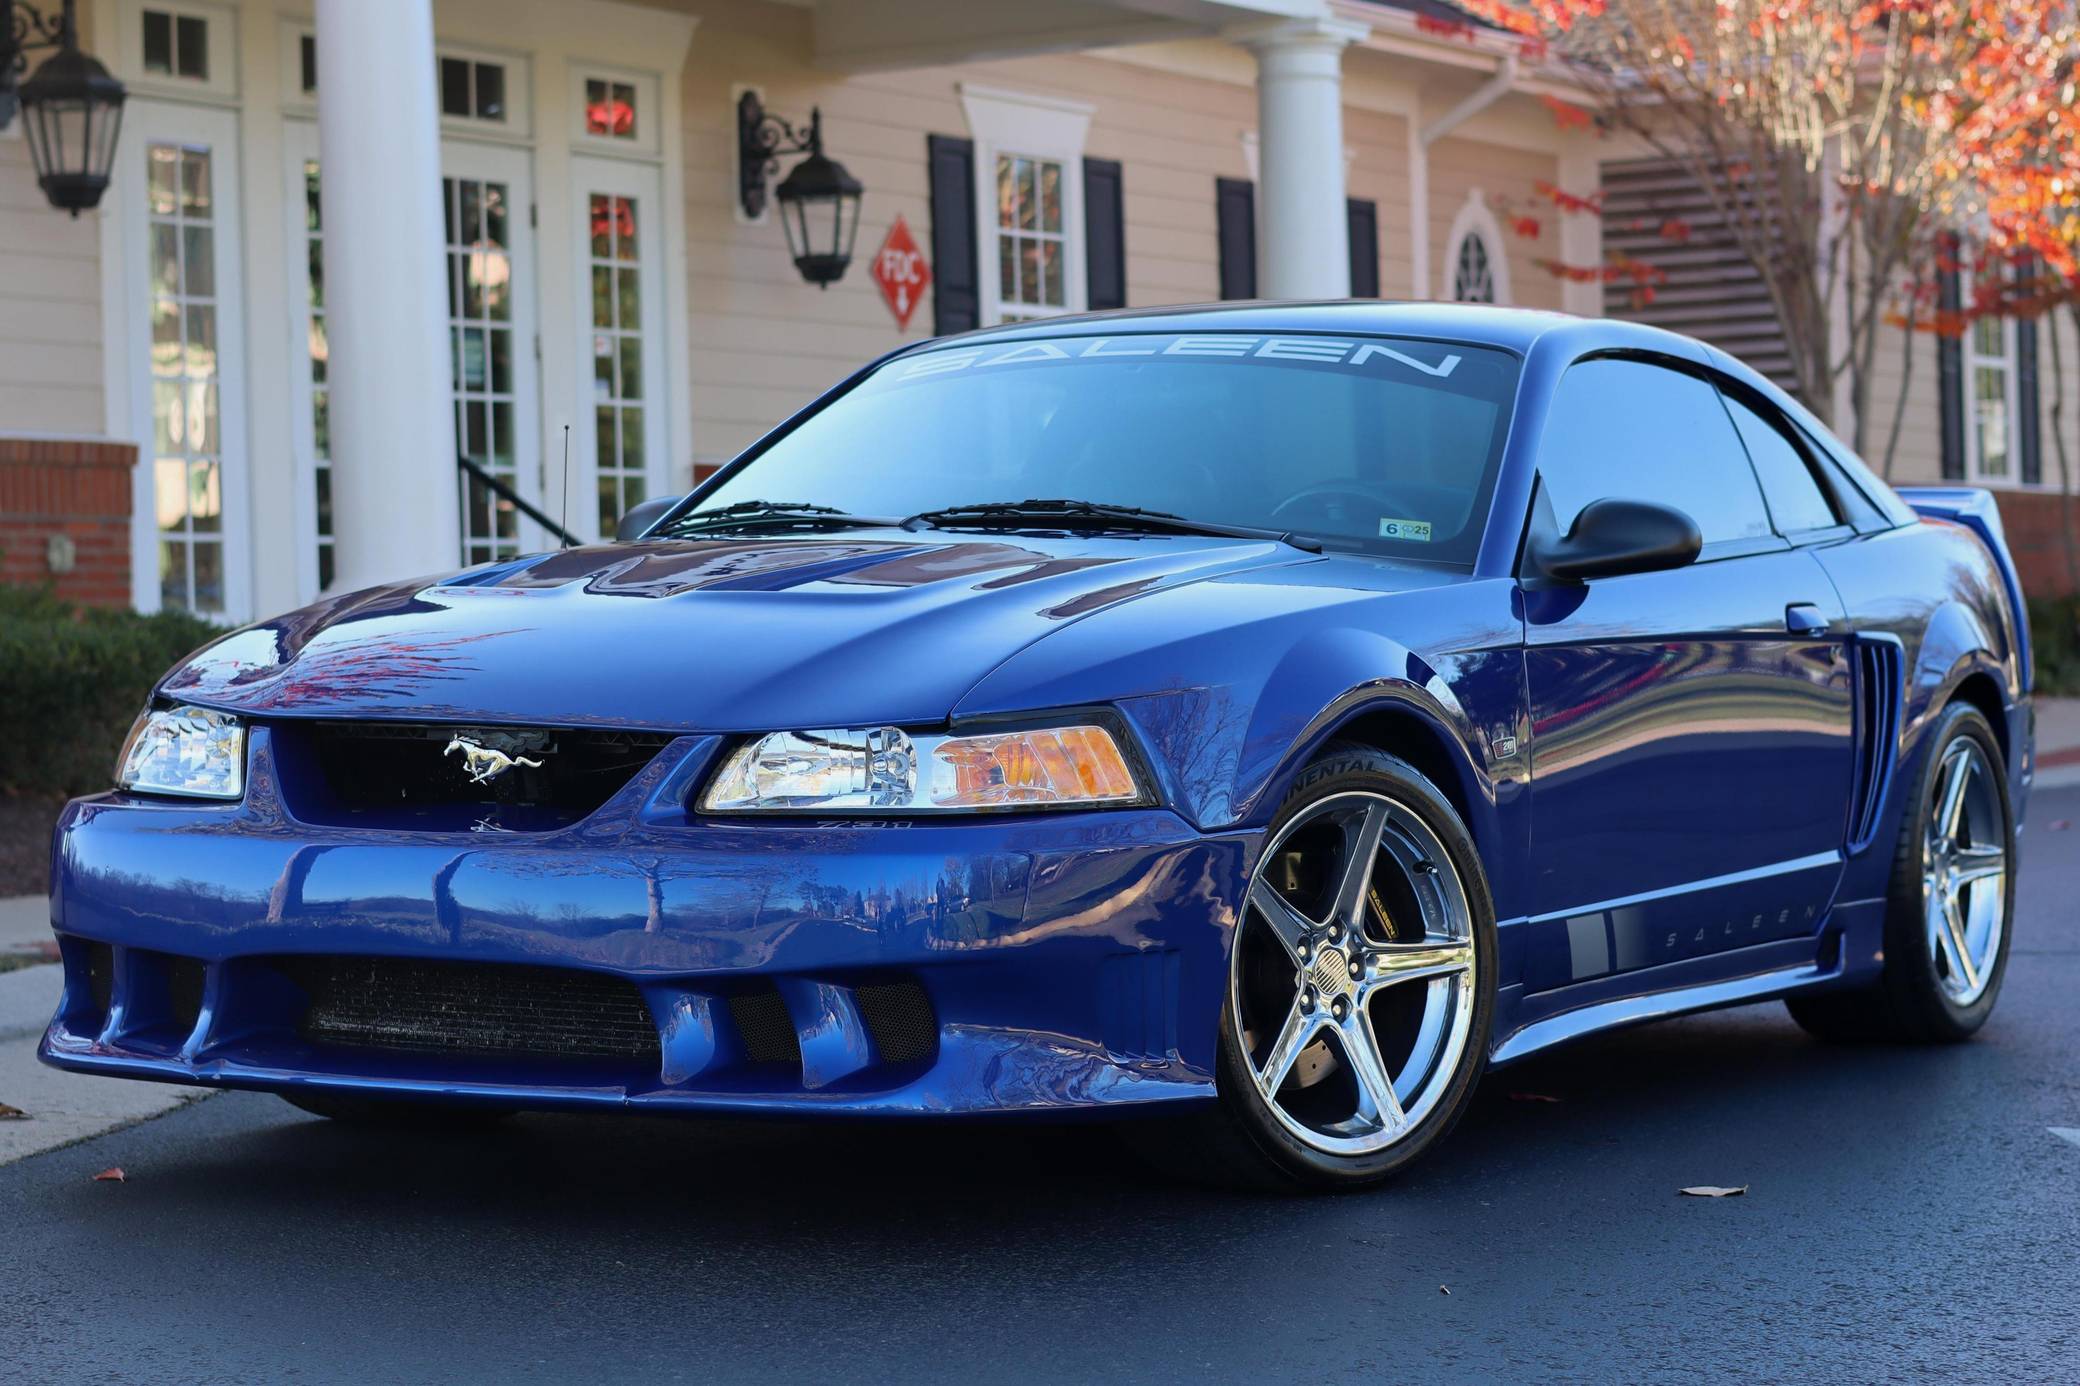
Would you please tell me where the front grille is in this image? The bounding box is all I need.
[285,957,662,1068]
[855,981,936,1065]
[272,721,673,832]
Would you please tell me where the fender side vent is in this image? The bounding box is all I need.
[1848,638,1904,852]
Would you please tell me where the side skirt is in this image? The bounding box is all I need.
[1487,908,1882,1067]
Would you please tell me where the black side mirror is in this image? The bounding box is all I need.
[1533,497,1702,582]
[616,494,685,541]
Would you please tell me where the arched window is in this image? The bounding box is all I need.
[1443,190,1512,305]
[1452,234,1495,303]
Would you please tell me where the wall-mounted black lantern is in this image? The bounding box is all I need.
[1,0,126,216]
[738,92,862,289]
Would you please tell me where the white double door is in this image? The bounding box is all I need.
[284,127,544,596]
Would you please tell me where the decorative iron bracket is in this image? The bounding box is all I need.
[0,0,72,129]
[737,89,823,220]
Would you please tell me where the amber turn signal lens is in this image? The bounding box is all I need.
[928,725,1140,808]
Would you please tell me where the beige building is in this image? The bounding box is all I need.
[2,0,2075,622]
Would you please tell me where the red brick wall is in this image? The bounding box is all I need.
[0,437,137,609]
[1990,491,2080,600]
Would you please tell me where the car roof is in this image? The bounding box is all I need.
[906,300,1606,357]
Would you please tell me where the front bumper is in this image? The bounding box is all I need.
[41,728,1246,1117]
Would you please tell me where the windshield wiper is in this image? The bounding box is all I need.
[660,500,895,535]
[902,498,1323,552]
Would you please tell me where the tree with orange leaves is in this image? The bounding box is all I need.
[1451,0,2079,469]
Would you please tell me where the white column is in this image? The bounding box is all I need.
[315,0,459,590]
[1235,17,1368,300]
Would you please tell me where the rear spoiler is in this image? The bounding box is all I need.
[1896,486,2033,692]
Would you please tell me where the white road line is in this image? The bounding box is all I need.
[2052,1128,2080,1150]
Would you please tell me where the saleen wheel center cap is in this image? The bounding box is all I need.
[1310,946,1355,1008]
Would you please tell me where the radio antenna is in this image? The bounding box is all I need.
[558,423,572,548]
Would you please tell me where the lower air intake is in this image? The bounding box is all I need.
[288,957,662,1068]
[727,987,802,1067]
[855,981,936,1065]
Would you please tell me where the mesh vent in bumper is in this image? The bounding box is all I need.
[855,981,936,1065]
[728,988,803,1066]
[286,957,663,1067]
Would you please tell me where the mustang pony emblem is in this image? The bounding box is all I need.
[444,737,545,784]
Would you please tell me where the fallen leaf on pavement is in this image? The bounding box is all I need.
[1508,1091,1563,1104]
[1679,1185,1746,1198]
[0,1102,25,1120]
[92,1167,125,1183]
[2050,820,2071,832]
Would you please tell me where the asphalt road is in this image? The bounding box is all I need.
[6,791,2078,1384]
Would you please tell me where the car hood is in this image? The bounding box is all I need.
[160,532,1317,731]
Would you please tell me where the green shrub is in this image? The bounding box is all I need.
[2031,595,2080,698]
[0,586,221,797]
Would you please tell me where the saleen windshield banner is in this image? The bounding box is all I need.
[891,334,1467,382]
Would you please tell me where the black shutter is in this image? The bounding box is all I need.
[1216,177,1256,300]
[927,134,978,335]
[2016,258,2042,485]
[1936,243,1965,480]
[1346,197,1379,299]
[1084,158,1125,311]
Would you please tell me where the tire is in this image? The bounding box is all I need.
[1787,702,2015,1044]
[281,1091,516,1129]
[1126,742,1497,1191]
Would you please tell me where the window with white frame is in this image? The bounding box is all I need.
[146,142,227,614]
[960,85,1091,326]
[1964,303,2018,484]
[300,157,333,589]
[584,77,637,141]
[588,191,647,532]
[120,0,237,102]
[1444,190,1512,306]
[142,7,209,81]
[574,69,660,158]
[994,154,1070,321]
[441,56,507,122]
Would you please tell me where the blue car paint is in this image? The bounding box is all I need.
[41,303,2032,1118]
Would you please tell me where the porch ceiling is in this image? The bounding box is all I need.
[808,0,1326,72]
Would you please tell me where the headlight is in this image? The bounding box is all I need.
[701,723,1145,814]
[116,705,246,800]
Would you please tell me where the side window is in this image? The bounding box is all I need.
[1537,357,1773,546]
[1792,420,1889,529]
[1719,391,1838,534]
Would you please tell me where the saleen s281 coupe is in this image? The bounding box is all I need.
[45,303,2031,1190]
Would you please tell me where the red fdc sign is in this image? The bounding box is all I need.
[870,215,931,331]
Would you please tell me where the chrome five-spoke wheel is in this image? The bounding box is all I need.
[1232,789,1477,1158]
[1923,737,2007,1006]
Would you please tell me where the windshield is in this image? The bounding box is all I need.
[691,331,1522,564]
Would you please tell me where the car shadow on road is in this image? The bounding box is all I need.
[146,996,1977,1233]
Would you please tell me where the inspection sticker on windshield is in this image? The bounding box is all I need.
[1378,518,1432,542]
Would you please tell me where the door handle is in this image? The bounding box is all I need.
[1785,603,1831,636]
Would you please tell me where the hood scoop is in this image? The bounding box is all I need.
[437,537,1123,599]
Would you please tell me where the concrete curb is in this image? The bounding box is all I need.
[1,963,205,1165]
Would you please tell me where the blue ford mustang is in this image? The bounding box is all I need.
[43,303,2031,1189]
